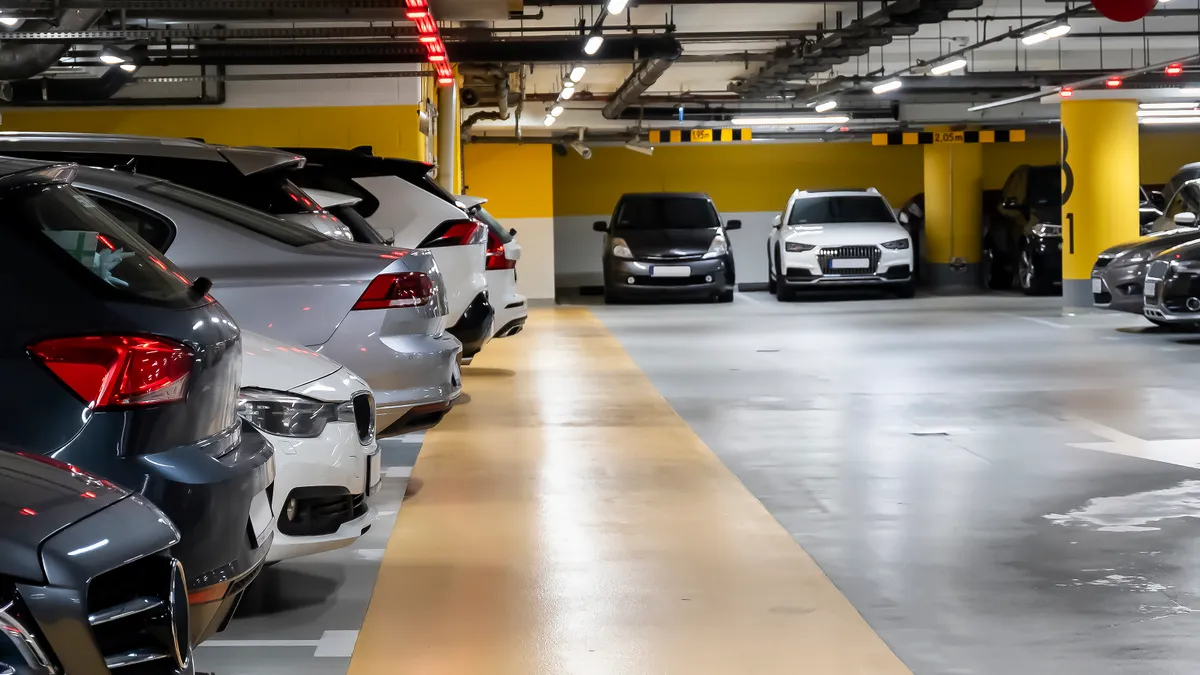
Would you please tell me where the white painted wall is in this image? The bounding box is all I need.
[507,217,556,300]
[554,210,779,289]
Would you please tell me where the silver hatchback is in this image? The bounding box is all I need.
[71,165,462,436]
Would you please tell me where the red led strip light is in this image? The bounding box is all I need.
[405,0,453,86]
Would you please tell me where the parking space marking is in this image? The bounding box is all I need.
[314,630,360,658]
[1012,315,1069,329]
[384,466,412,478]
[354,549,385,561]
[1067,416,1200,469]
[201,639,319,649]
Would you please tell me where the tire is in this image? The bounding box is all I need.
[718,289,734,303]
[1016,244,1053,296]
[773,251,795,301]
[895,280,916,299]
[767,246,778,294]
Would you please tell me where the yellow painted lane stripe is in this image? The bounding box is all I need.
[349,308,911,675]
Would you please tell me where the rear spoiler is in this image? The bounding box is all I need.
[0,162,76,192]
[303,188,363,210]
[282,147,433,181]
[220,146,306,176]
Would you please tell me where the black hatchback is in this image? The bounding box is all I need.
[0,159,275,645]
[593,192,740,303]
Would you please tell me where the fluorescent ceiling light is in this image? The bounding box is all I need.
[606,0,629,13]
[1139,101,1199,110]
[550,105,564,117]
[1137,108,1200,117]
[1045,24,1072,38]
[814,100,838,113]
[0,17,20,26]
[729,115,850,126]
[584,35,604,55]
[544,115,556,126]
[560,85,575,100]
[872,80,902,94]
[930,59,968,76]
[1141,116,1200,125]
[1022,23,1070,45]
[99,53,126,65]
[569,66,587,82]
[119,63,137,72]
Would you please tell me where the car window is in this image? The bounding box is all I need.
[1165,183,1200,222]
[1026,166,1061,207]
[475,208,513,243]
[143,181,327,247]
[787,196,895,225]
[15,184,198,305]
[614,197,719,229]
[328,204,386,244]
[86,192,176,252]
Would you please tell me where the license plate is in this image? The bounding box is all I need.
[831,258,870,270]
[651,265,691,278]
[1092,277,1103,294]
[1145,279,1158,297]
[248,488,274,547]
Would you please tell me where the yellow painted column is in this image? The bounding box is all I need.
[1060,99,1140,307]
[923,133,983,289]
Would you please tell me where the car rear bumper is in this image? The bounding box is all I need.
[448,292,495,360]
[318,313,463,433]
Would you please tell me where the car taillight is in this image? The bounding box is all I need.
[352,272,434,310]
[485,228,516,270]
[28,336,192,409]
[419,218,486,248]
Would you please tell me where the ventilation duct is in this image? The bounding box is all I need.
[0,8,106,81]
[602,44,682,120]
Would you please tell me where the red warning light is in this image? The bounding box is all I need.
[81,491,97,499]
[1105,77,1123,89]
[1167,63,1185,76]
[1059,87,1075,98]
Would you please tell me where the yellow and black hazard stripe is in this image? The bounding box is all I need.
[649,128,753,144]
[871,129,1026,146]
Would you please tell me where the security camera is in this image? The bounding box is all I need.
[624,139,653,156]
[569,141,592,160]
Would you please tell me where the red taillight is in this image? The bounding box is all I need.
[419,218,486,248]
[28,335,192,409]
[485,229,516,270]
[352,272,434,311]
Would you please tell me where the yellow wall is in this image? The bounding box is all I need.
[0,105,424,160]
[552,142,925,216]
[463,143,554,219]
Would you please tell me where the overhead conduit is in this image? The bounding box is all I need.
[601,42,683,119]
[0,7,105,81]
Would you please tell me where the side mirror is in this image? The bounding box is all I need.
[1175,212,1198,226]
[509,227,517,237]
[771,215,782,228]
[593,221,608,232]
[377,227,396,245]
[726,219,742,230]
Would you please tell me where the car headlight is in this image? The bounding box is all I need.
[237,388,354,438]
[1116,251,1149,266]
[703,236,729,259]
[881,238,910,250]
[611,237,633,259]
[1032,223,1062,238]
[785,242,816,253]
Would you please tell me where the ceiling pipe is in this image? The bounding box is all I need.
[0,7,104,80]
[601,42,682,119]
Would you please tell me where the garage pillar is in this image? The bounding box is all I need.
[435,76,459,192]
[1060,99,1141,307]
[923,132,983,291]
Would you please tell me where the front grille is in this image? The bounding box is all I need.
[629,275,712,287]
[352,392,375,445]
[87,556,187,675]
[817,245,882,275]
[278,487,368,537]
[639,253,705,262]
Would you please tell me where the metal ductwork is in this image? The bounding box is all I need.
[0,8,105,81]
[601,43,683,120]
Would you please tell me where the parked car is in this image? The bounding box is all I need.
[283,146,494,362]
[1139,185,1165,235]
[0,159,275,644]
[894,190,1003,287]
[767,188,913,300]
[456,195,528,339]
[983,164,1062,294]
[239,332,381,563]
[1143,237,1200,328]
[0,451,192,675]
[1146,178,1200,235]
[1161,162,1200,208]
[67,165,462,438]
[1093,224,1200,319]
[594,192,738,303]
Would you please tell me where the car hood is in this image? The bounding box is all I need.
[614,228,719,257]
[1163,237,1200,263]
[242,331,342,392]
[782,221,909,245]
[0,452,128,582]
[1102,228,1200,260]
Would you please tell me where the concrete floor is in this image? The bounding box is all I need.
[593,292,1200,675]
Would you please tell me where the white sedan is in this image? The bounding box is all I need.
[239,332,381,563]
[767,188,916,301]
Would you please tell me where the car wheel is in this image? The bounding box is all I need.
[774,250,794,301]
[1017,244,1053,296]
[718,289,734,303]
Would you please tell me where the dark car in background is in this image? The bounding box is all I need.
[896,190,1002,286]
[0,451,191,675]
[593,192,739,303]
[1092,226,1200,320]
[983,164,1062,295]
[1143,237,1200,328]
[0,159,275,645]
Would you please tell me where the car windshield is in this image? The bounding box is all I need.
[614,197,719,230]
[788,196,895,225]
[1028,167,1062,207]
[143,181,328,247]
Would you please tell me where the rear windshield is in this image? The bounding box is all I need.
[788,196,895,225]
[19,184,197,304]
[614,197,719,230]
[474,208,513,243]
[143,181,327,247]
[329,204,386,244]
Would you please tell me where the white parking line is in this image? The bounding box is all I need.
[1067,415,1200,469]
[385,466,413,478]
[201,639,318,649]
[1012,315,1069,329]
[201,630,360,658]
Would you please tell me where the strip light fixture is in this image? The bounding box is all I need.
[405,0,453,85]
[729,115,850,126]
[1022,23,1071,45]
[930,59,968,76]
[872,80,903,94]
